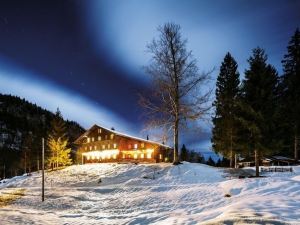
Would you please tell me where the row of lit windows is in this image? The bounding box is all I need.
[87,134,114,143]
[87,154,117,160]
[123,153,152,159]
[128,143,145,149]
[85,143,118,151]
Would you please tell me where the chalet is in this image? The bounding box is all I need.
[74,124,173,163]
[262,156,295,166]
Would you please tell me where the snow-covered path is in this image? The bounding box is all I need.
[0,163,299,224]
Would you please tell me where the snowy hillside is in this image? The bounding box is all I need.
[0,163,300,224]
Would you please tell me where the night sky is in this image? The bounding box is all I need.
[0,0,299,156]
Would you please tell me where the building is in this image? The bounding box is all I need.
[74,124,173,163]
[262,156,295,166]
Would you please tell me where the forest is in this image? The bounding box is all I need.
[0,94,84,179]
[211,28,300,176]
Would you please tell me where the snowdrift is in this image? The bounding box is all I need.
[0,162,299,224]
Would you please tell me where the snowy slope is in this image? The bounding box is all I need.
[0,163,299,225]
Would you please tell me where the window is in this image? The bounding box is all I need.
[87,138,90,143]
[122,154,125,159]
[89,146,92,150]
[113,143,117,149]
[134,154,138,159]
[141,143,145,148]
[134,144,138,149]
[105,135,108,140]
[113,154,117,159]
[94,146,97,150]
[108,144,110,149]
[128,144,132,149]
[102,145,105,149]
[159,154,162,160]
[98,136,101,141]
[85,147,87,150]
[98,128,102,134]
[92,137,94,142]
[147,153,152,159]
[140,153,144,159]
[110,134,114,140]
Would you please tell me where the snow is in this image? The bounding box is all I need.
[0,163,300,224]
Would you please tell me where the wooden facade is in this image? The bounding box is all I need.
[74,125,172,163]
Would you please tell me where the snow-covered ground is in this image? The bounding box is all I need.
[0,163,299,224]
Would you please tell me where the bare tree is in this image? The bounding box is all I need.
[139,23,211,164]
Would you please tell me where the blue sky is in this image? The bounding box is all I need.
[0,0,299,155]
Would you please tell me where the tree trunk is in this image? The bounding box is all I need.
[229,150,234,168]
[255,149,259,177]
[173,118,179,164]
[235,153,238,168]
[294,135,298,162]
[229,131,234,168]
[24,152,27,174]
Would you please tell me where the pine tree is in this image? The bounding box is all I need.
[281,28,300,161]
[212,52,241,168]
[240,48,280,176]
[47,137,72,167]
[47,108,72,169]
[206,156,215,166]
[180,144,188,161]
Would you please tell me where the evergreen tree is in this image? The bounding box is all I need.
[240,48,280,176]
[206,156,215,166]
[49,108,67,141]
[180,144,188,161]
[281,28,300,161]
[212,52,241,168]
[47,137,72,167]
[47,108,72,169]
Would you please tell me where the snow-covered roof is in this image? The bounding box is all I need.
[75,124,172,149]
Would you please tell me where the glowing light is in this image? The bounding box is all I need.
[83,150,120,160]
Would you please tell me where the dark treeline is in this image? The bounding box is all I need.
[0,94,85,179]
[180,144,229,167]
[212,28,300,176]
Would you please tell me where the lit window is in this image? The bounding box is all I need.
[147,153,152,159]
[98,129,102,133]
[92,155,95,160]
[110,134,114,140]
[92,137,94,142]
[113,154,117,159]
[102,145,105,149]
[89,146,92,150]
[141,143,145,148]
[134,154,138,159]
[113,143,117,148]
[108,144,110,149]
[87,138,90,143]
[159,154,162,159]
[128,144,132,149]
[141,153,144,159]
[108,154,111,159]
[98,136,101,141]
[87,155,90,160]
[94,146,97,150]
[123,154,125,159]
[85,147,87,150]
[134,144,138,149]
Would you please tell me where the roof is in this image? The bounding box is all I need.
[74,124,172,149]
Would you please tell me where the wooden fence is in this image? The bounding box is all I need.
[260,167,293,172]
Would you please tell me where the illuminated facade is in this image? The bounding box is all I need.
[75,125,172,163]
